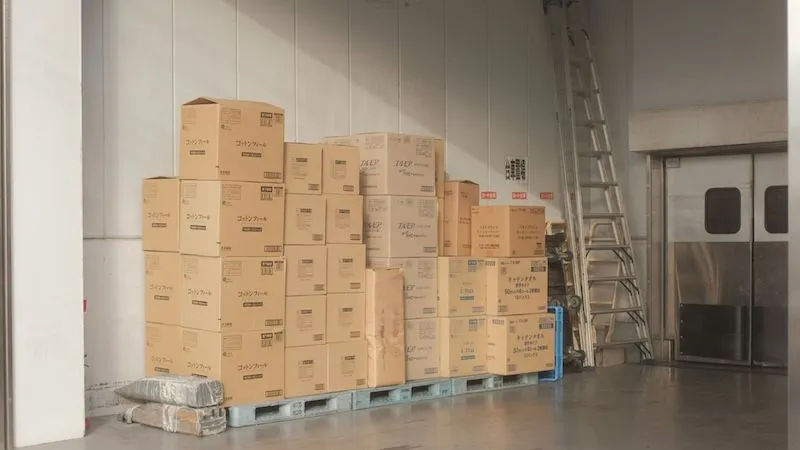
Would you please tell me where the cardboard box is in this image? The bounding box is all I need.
[180,180,285,257]
[143,177,180,252]
[285,345,327,398]
[485,258,548,316]
[144,251,181,325]
[326,194,364,244]
[284,143,322,194]
[437,257,486,317]
[439,316,487,377]
[364,196,438,259]
[434,139,445,198]
[405,318,439,381]
[327,293,365,343]
[179,97,284,183]
[286,295,326,347]
[369,257,437,319]
[180,328,285,406]
[487,313,556,375]
[327,341,368,392]
[181,255,286,332]
[285,194,326,245]
[471,206,546,258]
[437,198,444,255]
[365,268,406,387]
[285,245,327,296]
[145,323,181,376]
[322,144,360,195]
[327,244,366,294]
[442,181,479,256]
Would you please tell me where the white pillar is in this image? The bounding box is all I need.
[790,0,800,448]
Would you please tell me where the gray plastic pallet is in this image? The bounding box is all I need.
[227,391,352,428]
[451,372,539,396]
[352,378,452,410]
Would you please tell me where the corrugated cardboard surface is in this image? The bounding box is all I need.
[437,257,486,317]
[322,144,360,195]
[484,257,548,316]
[487,313,555,375]
[364,196,438,259]
[180,97,284,182]
[181,255,286,332]
[285,345,328,398]
[434,139,445,199]
[365,268,406,387]
[144,251,181,325]
[284,194,326,245]
[285,245,327,296]
[439,316,487,377]
[326,293,365,343]
[369,257,437,319]
[325,194,364,244]
[180,180,285,257]
[437,198,444,255]
[286,295,327,347]
[145,323,181,376]
[405,318,440,381]
[142,177,180,252]
[284,143,322,194]
[327,341,368,392]
[470,206,546,258]
[442,181,479,256]
[327,244,366,294]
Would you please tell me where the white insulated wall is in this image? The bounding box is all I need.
[81,0,562,416]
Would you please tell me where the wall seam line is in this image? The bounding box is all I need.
[397,0,402,133]
[171,0,177,175]
[294,0,299,141]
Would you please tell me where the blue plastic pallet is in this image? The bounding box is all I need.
[540,305,565,382]
[352,378,452,410]
[227,391,352,428]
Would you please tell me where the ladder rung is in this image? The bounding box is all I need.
[588,275,636,283]
[585,243,629,251]
[582,212,623,219]
[580,181,617,188]
[591,306,643,315]
[577,151,613,158]
[577,120,605,128]
[596,338,649,349]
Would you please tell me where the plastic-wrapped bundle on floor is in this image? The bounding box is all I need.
[116,375,223,408]
[122,403,226,437]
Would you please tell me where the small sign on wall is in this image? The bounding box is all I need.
[511,192,528,200]
[481,191,497,200]
[540,192,554,200]
[504,156,528,184]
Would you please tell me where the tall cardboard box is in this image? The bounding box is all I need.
[180,180,285,257]
[442,181,479,256]
[285,295,326,347]
[369,257,437,319]
[144,251,181,325]
[142,177,180,252]
[439,316,487,377]
[485,258,548,316]
[145,323,181,376]
[327,341,368,392]
[470,206,546,258]
[180,97,284,182]
[322,144,360,195]
[405,318,439,381]
[284,143,322,194]
[437,257,486,317]
[365,268,406,387]
[285,345,328,397]
[285,245,327,296]
[327,293,365,343]
[364,196,438,259]
[180,328,285,406]
[327,244,366,294]
[487,313,556,375]
[285,194,326,245]
[181,255,286,332]
[326,194,364,244]
[437,198,444,255]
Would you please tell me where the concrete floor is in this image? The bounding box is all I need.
[31,365,786,450]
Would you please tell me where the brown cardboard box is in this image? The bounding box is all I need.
[286,295,326,347]
[327,341,368,392]
[143,177,180,252]
[144,251,181,325]
[284,143,322,194]
[179,97,284,183]
[285,345,327,398]
[369,257,437,319]
[434,139,445,198]
[285,194,326,245]
[181,255,286,332]
[180,328,285,406]
[327,293,365,343]
[365,268,406,387]
[285,245,327,296]
[405,318,439,381]
[364,196,438,259]
[145,323,181,376]
[325,194,364,244]
[442,181,479,256]
[485,258,548,316]
[487,313,556,375]
[437,257,486,317]
[180,180,285,257]
[322,144,360,195]
[439,316,487,377]
[327,244,366,293]
[470,206,546,258]
[437,198,444,255]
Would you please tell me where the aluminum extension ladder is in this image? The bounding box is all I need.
[545,0,653,367]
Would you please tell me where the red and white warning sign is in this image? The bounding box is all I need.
[480,191,497,200]
[540,192,555,200]
[511,192,528,200]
